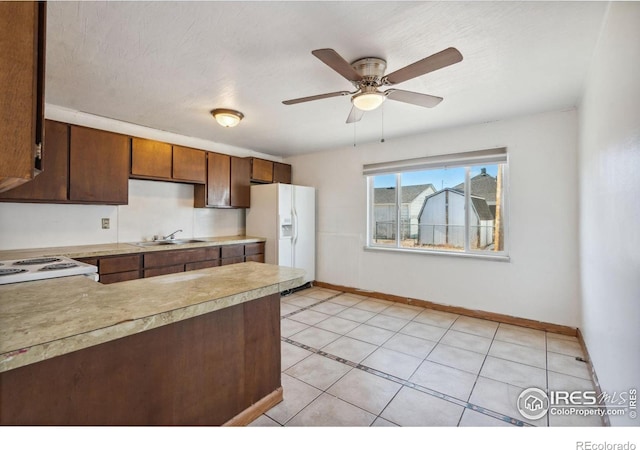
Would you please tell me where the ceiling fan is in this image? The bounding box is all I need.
[282,47,463,123]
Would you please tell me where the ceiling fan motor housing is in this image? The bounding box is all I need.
[351,57,387,87]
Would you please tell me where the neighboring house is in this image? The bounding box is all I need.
[374,184,436,240]
[417,188,494,249]
[453,167,498,217]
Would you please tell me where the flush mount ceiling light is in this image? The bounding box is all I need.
[211,109,244,128]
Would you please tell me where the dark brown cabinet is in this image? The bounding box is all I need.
[0,2,46,193]
[130,138,172,180]
[172,146,206,184]
[143,246,222,278]
[69,125,129,204]
[273,162,292,184]
[250,158,274,183]
[77,254,142,285]
[0,120,68,202]
[195,154,250,208]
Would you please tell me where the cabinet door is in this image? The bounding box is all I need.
[273,162,292,184]
[0,2,46,192]
[172,146,206,184]
[0,120,68,202]
[251,158,273,183]
[206,152,231,207]
[69,126,129,204]
[230,156,250,208]
[131,138,172,180]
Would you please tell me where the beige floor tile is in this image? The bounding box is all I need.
[286,296,320,308]
[286,393,376,426]
[413,309,459,328]
[547,352,592,380]
[380,386,464,426]
[248,414,281,426]
[410,360,478,401]
[361,347,423,379]
[281,341,313,371]
[547,370,595,392]
[289,309,332,326]
[488,340,546,369]
[480,356,547,389]
[379,305,421,321]
[320,288,342,294]
[469,377,547,426]
[342,292,369,300]
[305,290,337,300]
[346,324,395,346]
[399,321,447,341]
[371,417,398,426]
[382,333,436,359]
[265,373,322,425]
[451,316,499,338]
[321,336,378,363]
[281,302,303,316]
[426,343,486,374]
[280,318,310,337]
[284,354,352,390]
[458,409,515,427]
[309,301,348,316]
[315,316,360,335]
[365,314,410,332]
[547,336,584,357]
[352,299,390,313]
[494,323,546,349]
[290,326,341,349]
[440,329,492,354]
[327,368,402,415]
[336,307,378,323]
[547,332,578,342]
[329,294,363,307]
[367,298,396,306]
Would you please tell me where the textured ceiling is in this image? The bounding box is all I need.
[45,1,608,157]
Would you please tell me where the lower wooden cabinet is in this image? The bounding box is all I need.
[76,254,142,285]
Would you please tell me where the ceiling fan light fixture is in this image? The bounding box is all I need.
[352,92,386,111]
[211,109,244,127]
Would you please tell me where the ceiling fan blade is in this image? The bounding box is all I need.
[384,47,463,85]
[385,89,443,108]
[312,49,363,83]
[346,106,364,123]
[282,91,351,105]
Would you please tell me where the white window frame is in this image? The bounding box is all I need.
[364,148,510,261]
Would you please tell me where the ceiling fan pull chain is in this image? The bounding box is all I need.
[381,105,385,143]
[353,120,357,147]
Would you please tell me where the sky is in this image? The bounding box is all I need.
[373,164,499,189]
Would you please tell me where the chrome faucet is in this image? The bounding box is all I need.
[162,229,183,240]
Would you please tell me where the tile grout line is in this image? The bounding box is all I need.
[281,335,532,427]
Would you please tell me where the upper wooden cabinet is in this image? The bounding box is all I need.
[0,120,68,202]
[130,138,172,180]
[194,153,250,208]
[0,2,46,193]
[172,146,206,184]
[250,158,273,183]
[69,125,129,204]
[273,162,292,184]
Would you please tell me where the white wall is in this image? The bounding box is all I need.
[578,2,640,427]
[287,109,580,327]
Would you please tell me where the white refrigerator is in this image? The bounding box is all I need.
[246,183,315,284]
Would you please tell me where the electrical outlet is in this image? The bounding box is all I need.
[101,218,110,229]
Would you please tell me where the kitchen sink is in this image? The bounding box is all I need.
[133,239,205,247]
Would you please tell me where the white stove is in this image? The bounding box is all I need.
[0,256,98,285]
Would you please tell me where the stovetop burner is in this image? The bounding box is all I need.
[0,268,28,276]
[39,263,79,271]
[14,257,62,266]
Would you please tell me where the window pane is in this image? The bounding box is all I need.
[372,174,396,246]
[401,168,466,251]
[467,164,504,252]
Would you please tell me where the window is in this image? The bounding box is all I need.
[365,148,508,258]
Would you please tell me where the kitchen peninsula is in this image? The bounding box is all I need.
[0,259,305,425]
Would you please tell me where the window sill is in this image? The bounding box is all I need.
[363,245,510,262]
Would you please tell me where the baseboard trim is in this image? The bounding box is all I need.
[314,281,577,336]
[223,386,283,426]
[576,329,609,426]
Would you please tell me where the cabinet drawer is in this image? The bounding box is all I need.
[204,246,221,259]
[185,259,221,271]
[100,270,141,284]
[220,256,244,266]
[144,248,209,268]
[245,254,264,263]
[221,244,244,259]
[75,257,98,267]
[244,242,265,256]
[144,265,184,278]
[100,254,141,274]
